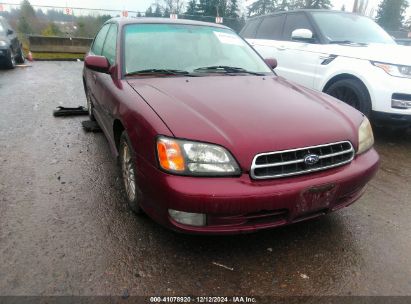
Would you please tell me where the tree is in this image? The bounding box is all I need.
[227,0,239,18]
[301,0,331,9]
[376,0,409,31]
[153,4,163,17]
[185,0,198,15]
[18,0,40,34]
[41,22,62,36]
[145,6,154,17]
[406,17,411,30]
[163,0,185,14]
[247,0,277,17]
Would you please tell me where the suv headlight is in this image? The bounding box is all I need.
[372,61,411,78]
[156,136,241,176]
[0,40,7,47]
[357,117,374,154]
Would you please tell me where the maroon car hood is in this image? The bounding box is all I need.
[127,76,363,170]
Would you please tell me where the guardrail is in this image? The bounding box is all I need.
[28,35,92,54]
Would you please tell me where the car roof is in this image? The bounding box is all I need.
[247,9,359,21]
[105,17,230,30]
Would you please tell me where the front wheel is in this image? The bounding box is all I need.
[119,131,142,214]
[15,46,25,64]
[325,79,372,117]
[85,89,96,121]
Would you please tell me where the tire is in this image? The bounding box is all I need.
[4,48,16,69]
[85,89,96,121]
[325,79,372,117]
[119,131,142,214]
[15,46,25,64]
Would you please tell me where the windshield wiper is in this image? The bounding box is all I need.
[125,69,192,76]
[329,40,367,45]
[193,66,265,76]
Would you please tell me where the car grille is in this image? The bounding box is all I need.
[250,141,355,179]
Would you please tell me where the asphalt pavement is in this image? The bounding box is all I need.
[0,62,410,297]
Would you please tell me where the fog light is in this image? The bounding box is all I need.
[392,99,411,109]
[169,209,206,226]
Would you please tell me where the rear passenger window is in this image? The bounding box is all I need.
[91,24,110,55]
[102,24,118,65]
[240,18,261,39]
[283,13,315,41]
[256,15,285,40]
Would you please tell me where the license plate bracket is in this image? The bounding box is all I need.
[296,183,338,214]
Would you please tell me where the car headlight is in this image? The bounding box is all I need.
[357,117,374,154]
[372,61,411,78]
[156,136,241,176]
[0,40,7,47]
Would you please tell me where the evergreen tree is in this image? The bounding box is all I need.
[376,0,409,31]
[293,0,331,9]
[185,0,198,15]
[153,4,163,17]
[247,0,277,17]
[145,6,154,17]
[227,0,239,18]
[18,0,39,34]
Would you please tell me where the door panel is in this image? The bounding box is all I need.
[274,13,325,89]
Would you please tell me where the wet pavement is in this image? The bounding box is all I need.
[0,62,410,296]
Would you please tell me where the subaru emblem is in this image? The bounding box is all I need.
[304,154,320,165]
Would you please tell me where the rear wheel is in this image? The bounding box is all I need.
[325,79,372,117]
[119,131,142,214]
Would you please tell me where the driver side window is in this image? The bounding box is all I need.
[91,24,110,55]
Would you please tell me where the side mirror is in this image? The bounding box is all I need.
[264,58,277,69]
[84,55,110,73]
[7,29,14,35]
[291,29,314,42]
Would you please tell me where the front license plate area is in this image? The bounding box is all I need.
[296,184,338,214]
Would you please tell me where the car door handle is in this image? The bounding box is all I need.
[277,46,286,51]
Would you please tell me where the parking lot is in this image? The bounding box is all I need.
[0,61,410,296]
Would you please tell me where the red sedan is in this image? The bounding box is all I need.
[83,18,379,234]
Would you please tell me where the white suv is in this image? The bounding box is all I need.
[241,10,411,127]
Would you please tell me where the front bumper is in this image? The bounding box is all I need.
[136,148,379,234]
[372,110,411,127]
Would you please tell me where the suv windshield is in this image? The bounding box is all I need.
[311,12,395,45]
[123,24,272,75]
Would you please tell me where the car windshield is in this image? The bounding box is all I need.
[311,12,396,45]
[123,23,272,76]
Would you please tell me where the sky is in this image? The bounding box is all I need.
[3,0,411,17]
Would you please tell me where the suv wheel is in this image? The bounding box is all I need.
[119,131,142,214]
[325,79,372,116]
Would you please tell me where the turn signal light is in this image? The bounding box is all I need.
[157,138,185,172]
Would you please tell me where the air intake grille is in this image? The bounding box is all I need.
[250,141,354,179]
